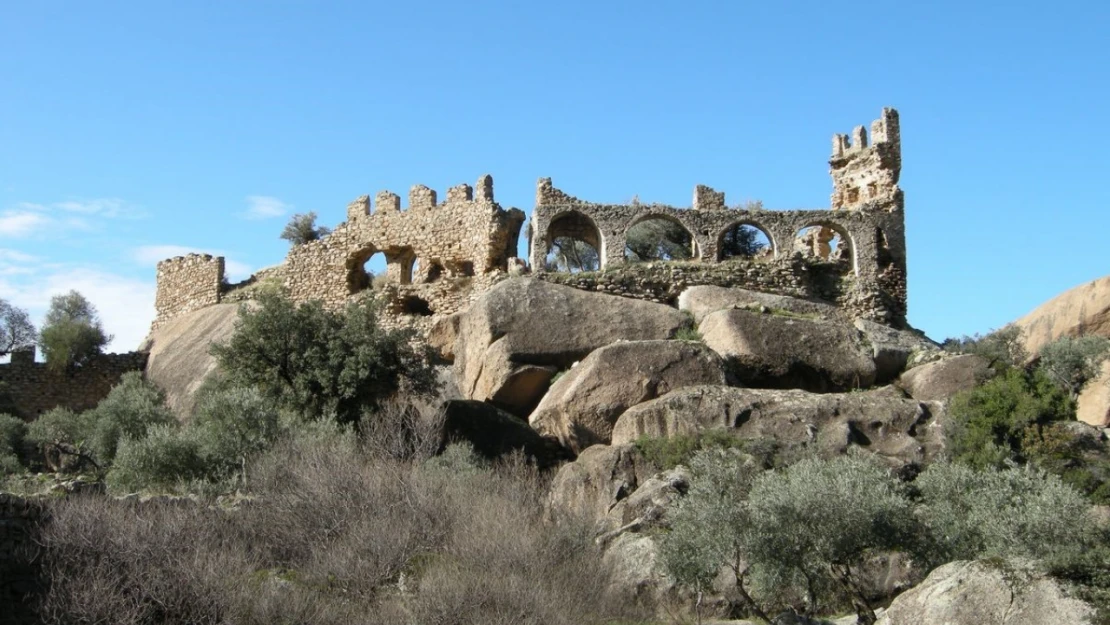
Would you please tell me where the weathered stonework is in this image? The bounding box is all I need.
[0,349,149,420]
[149,108,910,333]
[153,254,225,331]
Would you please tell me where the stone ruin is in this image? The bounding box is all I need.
[151,108,908,333]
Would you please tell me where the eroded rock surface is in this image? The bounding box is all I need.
[678,285,841,324]
[611,385,945,469]
[699,308,877,392]
[1015,275,1110,359]
[454,279,689,416]
[877,559,1095,625]
[897,354,992,402]
[529,340,727,453]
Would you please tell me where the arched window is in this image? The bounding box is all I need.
[347,246,387,293]
[544,211,602,273]
[624,215,697,262]
[794,223,855,274]
[718,222,773,261]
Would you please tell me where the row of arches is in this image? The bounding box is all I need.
[346,247,474,293]
[542,212,853,274]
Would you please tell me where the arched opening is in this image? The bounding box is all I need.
[347,246,387,293]
[624,215,697,262]
[410,257,422,283]
[718,222,773,261]
[400,295,434,316]
[544,211,602,273]
[794,224,855,274]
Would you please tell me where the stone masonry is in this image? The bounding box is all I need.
[0,348,149,420]
[150,108,909,332]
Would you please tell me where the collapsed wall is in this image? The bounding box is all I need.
[148,108,908,334]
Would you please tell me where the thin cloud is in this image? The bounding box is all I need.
[244,195,290,220]
[0,210,51,237]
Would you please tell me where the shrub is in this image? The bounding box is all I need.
[38,290,111,371]
[107,424,207,492]
[742,454,917,624]
[87,371,176,464]
[1038,335,1110,399]
[211,290,437,424]
[915,462,1093,566]
[635,430,780,471]
[191,383,282,482]
[942,325,1026,370]
[25,407,99,472]
[0,413,26,474]
[359,399,445,463]
[946,368,1072,468]
[280,211,331,245]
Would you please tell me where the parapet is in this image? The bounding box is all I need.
[536,178,587,206]
[346,175,499,220]
[829,107,902,212]
[153,253,225,329]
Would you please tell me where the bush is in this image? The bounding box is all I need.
[359,399,445,463]
[635,430,792,472]
[915,462,1093,565]
[38,290,111,371]
[40,435,642,625]
[107,424,207,492]
[0,413,26,474]
[280,211,331,245]
[87,372,176,465]
[1038,335,1110,399]
[211,290,437,424]
[946,368,1072,468]
[191,383,282,482]
[25,407,99,472]
[942,325,1026,371]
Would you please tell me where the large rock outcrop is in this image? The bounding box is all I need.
[610,385,945,469]
[440,400,571,469]
[897,354,992,401]
[877,559,1095,625]
[678,285,842,324]
[454,279,689,416]
[699,308,877,392]
[529,340,727,453]
[1014,275,1110,359]
[1077,361,1110,427]
[546,444,652,524]
[140,303,242,418]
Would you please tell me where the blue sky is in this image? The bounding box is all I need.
[2,1,1108,352]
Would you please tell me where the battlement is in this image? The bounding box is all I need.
[829,108,902,212]
[347,175,498,221]
[693,184,726,211]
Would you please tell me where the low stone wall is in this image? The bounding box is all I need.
[0,352,149,420]
[0,494,44,624]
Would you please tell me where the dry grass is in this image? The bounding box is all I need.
[37,435,644,625]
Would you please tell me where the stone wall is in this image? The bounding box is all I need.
[0,494,44,624]
[153,254,225,330]
[0,350,149,420]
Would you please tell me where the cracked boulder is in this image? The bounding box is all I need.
[610,385,946,469]
[529,340,727,453]
[678,284,842,324]
[453,278,689,417]
[897,354,992,401]
[699,308,877,392]
[877,559,1096,625]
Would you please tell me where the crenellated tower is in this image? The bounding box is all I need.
[830,107,902,212]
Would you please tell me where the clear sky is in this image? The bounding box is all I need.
[2,1,1108,352]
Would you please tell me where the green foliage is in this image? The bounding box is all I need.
[424,441,488,477]
[191,383,282,480]
[942,325,1026,371]
[0,298,36,357]
[544,237,600,273]
[211,290,437,424]
[915,462,1093,566]
[87,372,176,464]
[1038,334,1110,399]
[0,413,27,474]
[743,454,916,621]
[673,325,702,342]
[946,368,1072,469]
[1045,543,1110,625]
[1022,422,1110,504]
[25,406,97,471]
[280,211,332,245]
[107,424,207,492]
[635,430,748,471]
[625,218,693,262]
[39,290,111,371]
[719,222,769,259]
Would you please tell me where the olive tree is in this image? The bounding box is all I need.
[39,290,111,371]
[280,211,331,245]
[1037,335,1110,400]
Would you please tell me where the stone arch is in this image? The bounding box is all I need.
[793,221,857,275]
[544,210,604,272]
[624,213,699,262]
[717,220,775,261]
[347,245,383,293]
